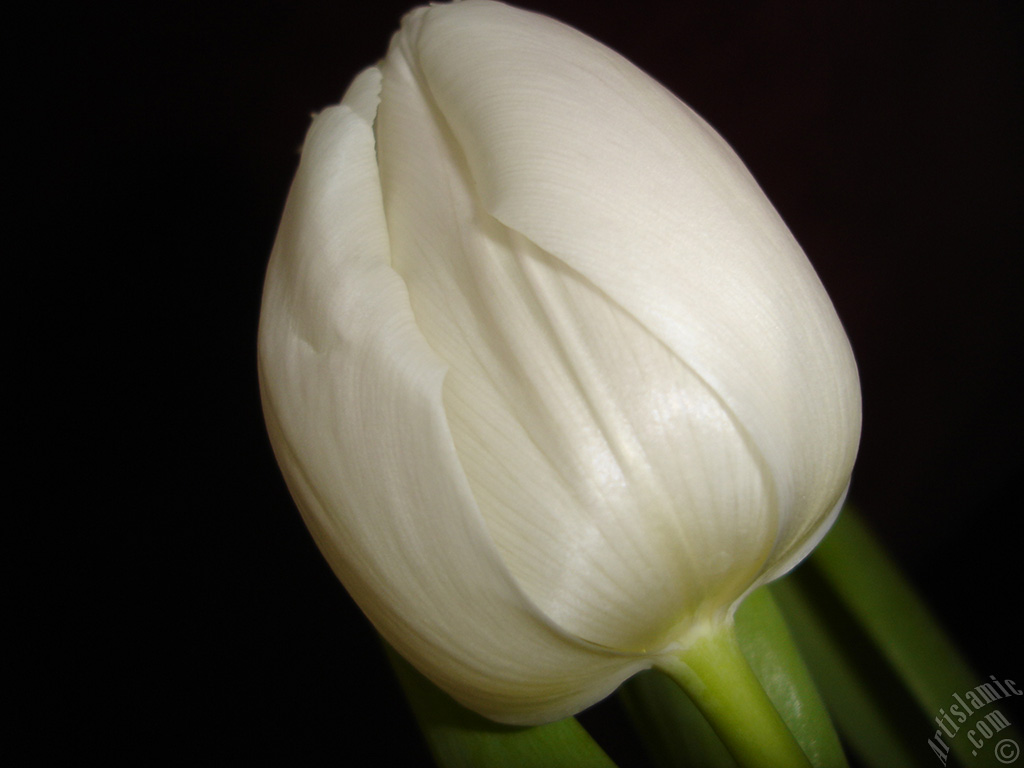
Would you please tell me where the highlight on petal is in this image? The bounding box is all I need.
[400,0,861,579]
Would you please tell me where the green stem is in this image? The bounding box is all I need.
[655,621,812,768]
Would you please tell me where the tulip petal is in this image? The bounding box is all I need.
[378,7,780,654]
[258,67,648,724]
[385,643,620,768]
[401,0,861,585]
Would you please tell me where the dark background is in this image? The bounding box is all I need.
[35,0,1019,763]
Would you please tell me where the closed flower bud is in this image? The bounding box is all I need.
[258,0,861,725]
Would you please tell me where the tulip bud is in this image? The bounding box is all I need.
[258,0,861,725]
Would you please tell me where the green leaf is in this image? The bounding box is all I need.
[619,587,846,768]
[769,575,929,767]
[773,508,1023,768]
[620,665,739,768]
[734,587,849,768]
[384,644,619,768]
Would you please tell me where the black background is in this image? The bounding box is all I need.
[31,0,1019,763]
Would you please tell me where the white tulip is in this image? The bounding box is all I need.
[258,0,861,726]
